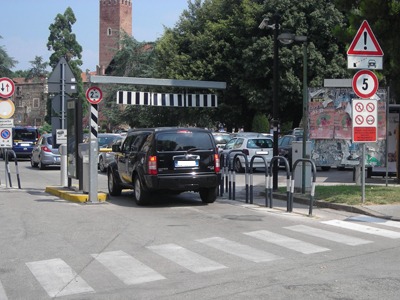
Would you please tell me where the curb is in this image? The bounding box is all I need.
[45,186,108,203]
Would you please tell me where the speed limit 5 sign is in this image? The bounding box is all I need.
[352,70,378,99]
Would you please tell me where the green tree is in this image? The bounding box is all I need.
[252,113,269,133]
[25,56,49,82]
[46,7,86,124]
[334,0,400,102]
[155,0,349,130]
[0,36,17,78]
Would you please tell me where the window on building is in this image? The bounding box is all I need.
[107,28,112,36]
[33,98,40,109]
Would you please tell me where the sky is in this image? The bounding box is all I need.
[0,0,190,72]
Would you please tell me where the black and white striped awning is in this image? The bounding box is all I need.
[116,91,218,107]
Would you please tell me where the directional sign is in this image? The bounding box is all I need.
[48,57,77,94]
[0,99,15,119]
[352,99,377,143]
[0,77,15,98]
[86,86,103,104]
[352,70,378,99]
[347,20,383,56]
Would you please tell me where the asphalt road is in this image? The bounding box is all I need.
[1,161,400,299]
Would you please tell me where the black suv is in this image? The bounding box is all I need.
[107,127,221,205]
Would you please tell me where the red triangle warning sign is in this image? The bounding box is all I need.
[347,20,383,56]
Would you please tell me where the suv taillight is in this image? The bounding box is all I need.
[242,149,249,156]
[214,154,220,173]
[148,155,157,175]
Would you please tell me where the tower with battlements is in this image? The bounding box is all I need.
[99,0,132,74]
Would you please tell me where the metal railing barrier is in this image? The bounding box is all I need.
[267,156,291,210]
[220,150,250,202]
[249,155,269,205]
[3,149,21,189]
[291,158,317,216]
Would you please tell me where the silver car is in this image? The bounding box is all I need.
[31,134,60,169]
[221,136,273,172]
[98,134,124,172]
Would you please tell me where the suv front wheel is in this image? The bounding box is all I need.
[108,170,122,196]
[200,187,217,204]
[133,175,149,205]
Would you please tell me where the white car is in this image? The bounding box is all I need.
[221,136,273,172]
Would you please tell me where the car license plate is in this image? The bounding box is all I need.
[256,151,269,155]
[175,160,199,167]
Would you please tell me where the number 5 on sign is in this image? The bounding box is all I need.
[86,86,103,104]
[352,70,378,99]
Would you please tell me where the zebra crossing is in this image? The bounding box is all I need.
[1,215,399,298]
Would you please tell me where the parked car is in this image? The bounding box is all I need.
[30,134,60,169]
[212,132,232,149]
[96,133,124,171]
[10,127,39,159]
[220,136,273,172]
[107,127,221,205]
[99,137,124,172]
[278,134,303,169]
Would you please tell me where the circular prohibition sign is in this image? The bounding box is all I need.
[352,70,379,99]
[86,86,103,104]
[1,128,11,139]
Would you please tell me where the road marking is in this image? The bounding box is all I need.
[347,215,400,229]
[196,237,282,263]
[26,258,95,298]
[0,280,8,300]
[285,225,372,246]
[91,250,165,285]
[245,230,330,254]
[147,243,227,273]
[322,220,400,239]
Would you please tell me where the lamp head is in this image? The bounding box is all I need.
[258,18,269,29]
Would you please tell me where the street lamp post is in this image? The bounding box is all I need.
[277,32,308,193]
[259,14,281,191]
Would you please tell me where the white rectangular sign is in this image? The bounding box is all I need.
[0,118,14,128]
[347,56,383,70]
[56,129,67,144]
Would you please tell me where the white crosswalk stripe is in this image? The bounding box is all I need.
[196,237,283,262]
[244,230,330,254]
[147,243,227,273]
[285,225,372,246]
[26,258,95,298]
[21,218,400,296]
[347,215,400,229]
[91,250,165,285]
[322,219,400,239]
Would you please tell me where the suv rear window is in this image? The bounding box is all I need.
[156,131,214,152]
[13,128,38,141]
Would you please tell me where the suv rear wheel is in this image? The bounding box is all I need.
[133,175,149,205]
[200,187,217,203]
[108,170,122,196]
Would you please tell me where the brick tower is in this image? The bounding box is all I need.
[99,0,132,74]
